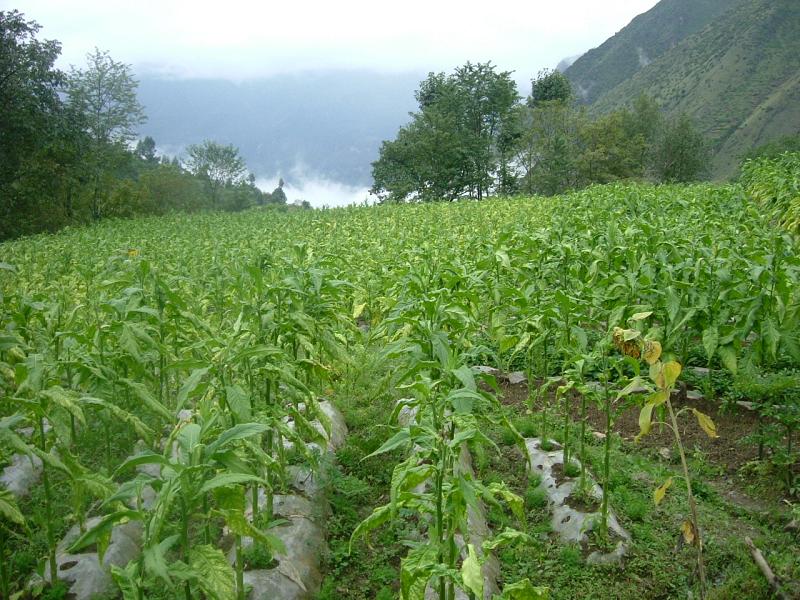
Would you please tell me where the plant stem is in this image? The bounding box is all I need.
[666,398,707,598]
[39,415,57,586]
[236,534,245,600]
[0,529,9,599]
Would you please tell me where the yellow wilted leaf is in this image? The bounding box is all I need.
[649,362,665,388]
[663,361,682,388]
[691,408,718,438]
[681,519,697,545]
[654,477,672,505]
[127,248,139,258]
[643,340,662,365]
[352,302,366,320]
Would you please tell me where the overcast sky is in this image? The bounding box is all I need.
[10,0,659,81]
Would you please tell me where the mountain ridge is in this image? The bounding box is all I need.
[564,0,799,178]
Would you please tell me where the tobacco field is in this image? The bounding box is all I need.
[1,182,799,600]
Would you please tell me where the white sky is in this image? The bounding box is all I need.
[9,0,659,80]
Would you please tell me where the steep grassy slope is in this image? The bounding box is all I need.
[585,0,800,179]
[563,0,735,104]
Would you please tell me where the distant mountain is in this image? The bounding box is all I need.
[564,0,734,104]
[565,0,800,179]
[136,70,422,186]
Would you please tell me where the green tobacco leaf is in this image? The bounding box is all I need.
[198,472,265,495]
[114,451,171,477]
[224,384,251,422]
[365,428,410,459]
[175,367,210,412]
[717,345,737,375]
[495,578,549,599]
[0,488,25,525]
[616,377,644,400]
[143,535,180,584]
[461,544,483,599]
[68,510,141,553]
[121,378,172,421]
[482,528,532,551]
[189,544,236,600]
[702,327,718,360]
[110,563,141,600]
[350,504,392,553]
[206,422,268,456]
[448,388,484,414]
[453,364,476,390]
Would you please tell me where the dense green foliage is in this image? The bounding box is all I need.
[741,152,800,233]
[1,182,799,597]
[373,65,709,201]
[571,0,800,179]
[0,11,286,241]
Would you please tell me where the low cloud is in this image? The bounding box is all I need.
[256,171,374,208]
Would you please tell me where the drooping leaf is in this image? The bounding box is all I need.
[0,488,25,525]
[681,519,697,545]
[495,578,550,599]
[691,408,718,438]
[175,367,210,412]
[654,478,673,506]
[461,544,483,599]
[364,428,410,459]
[662,361,682,389]
[643,340,662,365]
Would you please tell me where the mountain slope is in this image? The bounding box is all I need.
[564,0,735,104]
[588,0,800,178]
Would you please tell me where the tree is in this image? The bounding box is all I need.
[268,178,288,205]
[67,48,145,146]
[0,11,84,238]
[516,102,583,195]
[135,136,158,164]
[529,69,573,107]
[653,113,709,182]
[66,48,146,219]
[185,140,248,207]
[371,62,518,202]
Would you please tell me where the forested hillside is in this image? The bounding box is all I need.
[566,0,800,178]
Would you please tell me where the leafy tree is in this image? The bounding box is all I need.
[268,178,288,205]
[66,48,146,219]
[529,69,573,107]
[67,48,145,146]
[185,140,248,208]
[578,111,642,184]
[371,62,518,202]
[135,136,158,164]
[516,103,582,195]
[653,113,709,182]
[0,11,85,238]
